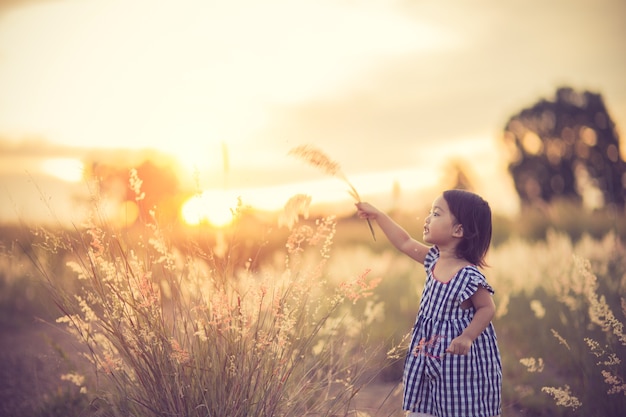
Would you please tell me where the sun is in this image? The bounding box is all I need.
[40,158,84,182]
[181,190,240,227]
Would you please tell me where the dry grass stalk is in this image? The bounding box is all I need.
[30,179,382,417]
[288,144,375,240]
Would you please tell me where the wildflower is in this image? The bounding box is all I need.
[574,256,626,346]
[101,353,122,374]
[387,333,410,359]
[602,353,621,366]
[135,272,160,309]
[279,194,311,230]
[309,216,336,258]
[259,284,268,298]
[62,372,87,392]
[286,224,314,254]
[541,385,582,409]
[339,268,381,304]
[585,337,605,357]
[61,372,85,387]
[413,335,445,359]
[148,221,176,271]
[77,295,98,324]
[129,168,145,201]
[31,226,70,253]
[86,224,105,258]
[227,355,237,377]
[601,370,626,395]
[519,357,544,373]
[170,338,191,365]
[550,329,571,350]
[66,260,88,280]
[529,299,545,319]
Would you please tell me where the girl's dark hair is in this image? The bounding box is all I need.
[443,189,492,268]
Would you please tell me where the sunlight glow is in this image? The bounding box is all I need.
[181,190,240,227]
[117,200,140,227]
[0,0,447,152]
[180,166,444,227]
[40,158,84,182]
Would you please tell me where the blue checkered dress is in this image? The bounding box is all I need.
[403,246,502,416]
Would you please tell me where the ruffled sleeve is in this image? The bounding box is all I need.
[423,245,439,273]
[458,266,494,302]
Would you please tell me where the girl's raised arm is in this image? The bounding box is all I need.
[356,202,429,263]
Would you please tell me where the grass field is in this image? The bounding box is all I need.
[1,197,625,416]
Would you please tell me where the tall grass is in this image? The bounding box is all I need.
[489,231,626,416]
[3,175,626,416]
[25,188,386,416]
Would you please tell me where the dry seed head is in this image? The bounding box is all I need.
[288,144,363,203]
[550,328,571,350]
[289,144,375,238]
[289,144,342,177]
[279,194,311,230]
[541,385,582,409]
[519,357,545,373]
[602,370,626,395]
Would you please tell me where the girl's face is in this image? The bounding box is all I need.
[423,195,462,245]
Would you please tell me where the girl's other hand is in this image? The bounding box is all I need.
[446,334,472,356]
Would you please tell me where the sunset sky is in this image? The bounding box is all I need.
[1,0,625,225]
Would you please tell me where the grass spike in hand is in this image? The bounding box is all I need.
[288,144,376,240]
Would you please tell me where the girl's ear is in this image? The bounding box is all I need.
[452,224,464,238]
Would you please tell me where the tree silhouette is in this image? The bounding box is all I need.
[503,87,625,209]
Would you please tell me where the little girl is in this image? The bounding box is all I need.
[356,189,502,417]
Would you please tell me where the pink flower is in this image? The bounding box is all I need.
[339,269,381,304]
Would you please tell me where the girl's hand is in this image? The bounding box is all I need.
[446,334,472,356]
[355,202,379,220]
[446,287,495,356]
[355,202,379,241]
